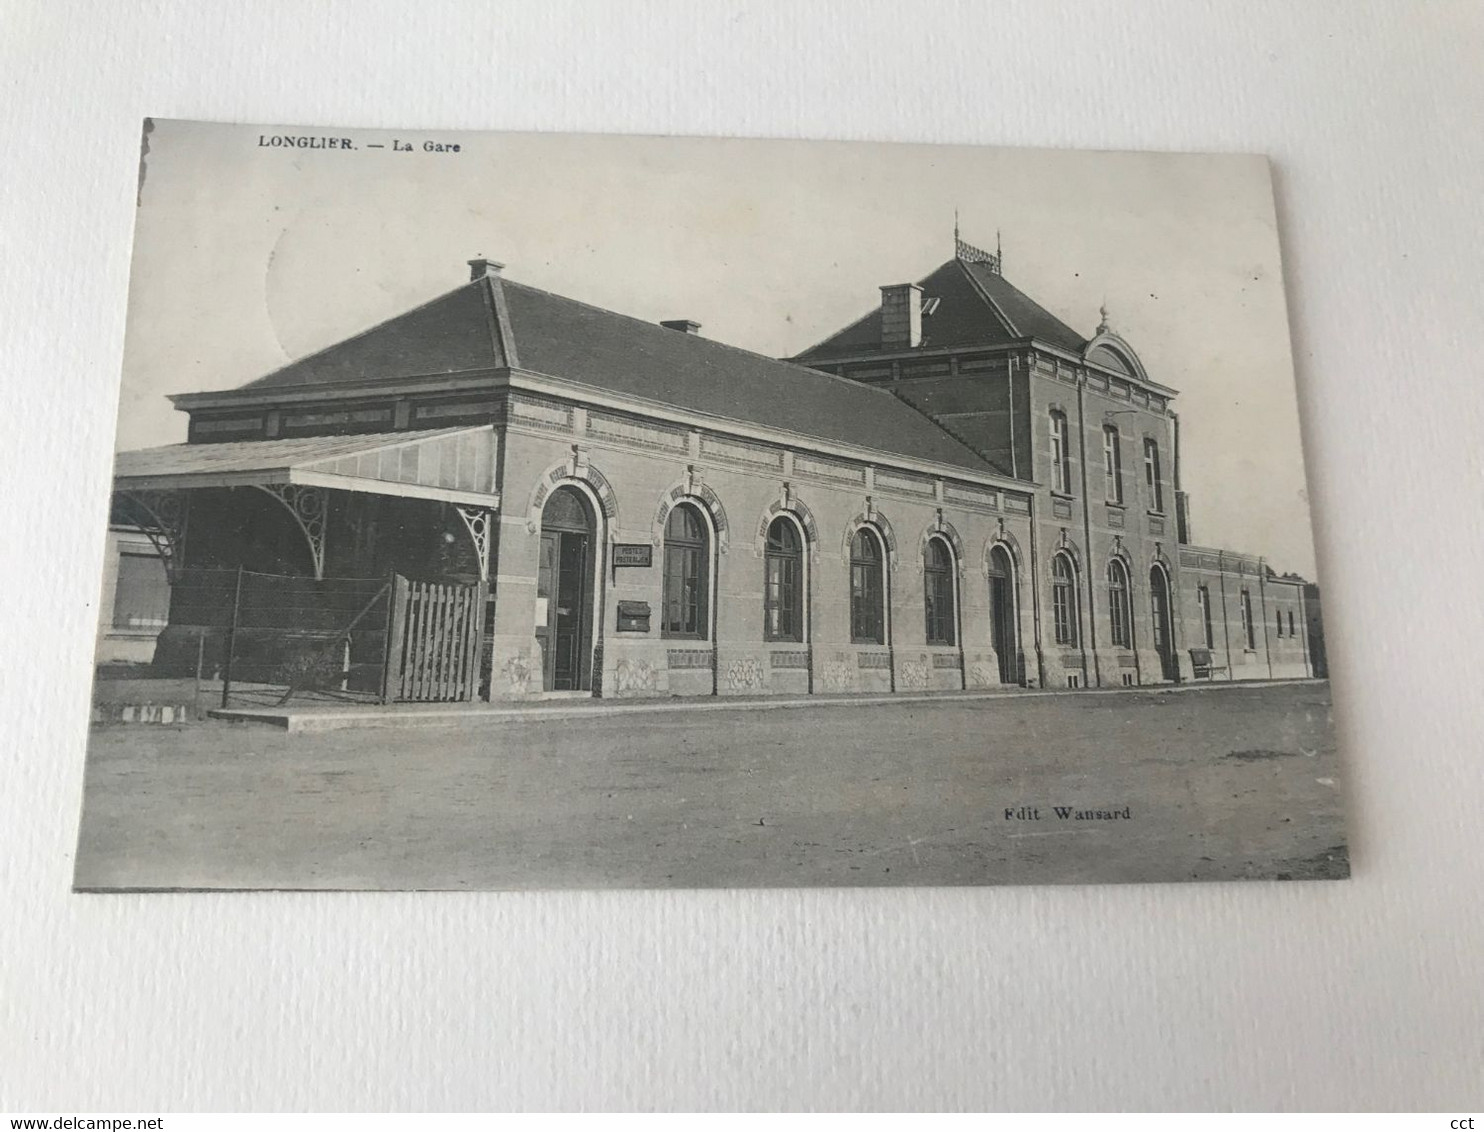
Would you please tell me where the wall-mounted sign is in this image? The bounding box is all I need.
[612,543,653,568]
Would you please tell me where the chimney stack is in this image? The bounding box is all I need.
[660,319,702,335]
[880,283,923,349]
[468,257,505,281]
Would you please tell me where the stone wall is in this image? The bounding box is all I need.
[1177,546,1315,682]
[1025,358,1189,688]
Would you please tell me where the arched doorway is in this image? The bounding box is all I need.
[538,486,598,691]
[987,544,1019,684]
[1149,564,1177,681]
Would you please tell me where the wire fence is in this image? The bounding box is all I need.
[169,567,392,707]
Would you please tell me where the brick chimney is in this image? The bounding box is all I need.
[660,319,702,335]
[468,257,505,281]
[880,283,923,349]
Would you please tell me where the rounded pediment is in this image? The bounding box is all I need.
[1082,329,1149,384]
[1087,343,1132,374]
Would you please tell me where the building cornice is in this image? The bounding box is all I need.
[504,367,1037,496]
[796,339,1180,400]
[168,370,506,410]
[166,365,1040,497]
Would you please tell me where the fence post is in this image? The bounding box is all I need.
[470,580,489,702]
[194,629,206,719]
[220,565,244,709]
[381,572,407,704]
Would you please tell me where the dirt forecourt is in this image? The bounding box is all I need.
[73,682,1347,891]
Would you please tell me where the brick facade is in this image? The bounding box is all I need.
[122,246,1323,701]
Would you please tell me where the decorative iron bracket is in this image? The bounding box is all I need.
[252,483,327,579]
[116,489,189,580]
[455,505,493,581]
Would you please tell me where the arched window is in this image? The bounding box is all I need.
[1050,411,1071,494]
[661,503,709,638]
[1240,589,1256,650]
[924,537,956,646]
[1051,552,1078,647]
[764,516,804,642]
[850,527,887,645]
[1107,559,1132,648]
[1288,610,1296,637]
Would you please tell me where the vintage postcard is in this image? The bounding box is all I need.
[77,120,1344,890]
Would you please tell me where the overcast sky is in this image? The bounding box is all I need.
[118,119,1317,577]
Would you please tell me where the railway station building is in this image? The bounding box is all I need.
[108,236,1320,702]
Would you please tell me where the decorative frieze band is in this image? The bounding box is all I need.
[588,412,688,452]
[510,396,574,432]
[957,356,1002,375]
[932,654,963,669]
[283,407,392,430]
[898,359,952,381]
[194,416,263,435]
[769,650,810,669]
[700,435,785,471]
[875,470,935,498]
[1180,548,1261,574]
[795,455,866,486]
[667,648,714,670]
[414,400,493,422]
[857,652,892,669]
[944,483,999,511]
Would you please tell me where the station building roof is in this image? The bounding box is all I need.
[176,267,1006,478]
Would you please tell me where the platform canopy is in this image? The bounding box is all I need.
[113,426,500,508]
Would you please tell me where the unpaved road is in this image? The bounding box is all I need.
[74,682,1347,890]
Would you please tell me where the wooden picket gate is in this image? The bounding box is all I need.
[382,575,487,702]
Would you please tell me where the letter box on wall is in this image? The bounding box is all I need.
[616,600,651,633]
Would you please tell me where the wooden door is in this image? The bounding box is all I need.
[988,548,1018,684]
[537,531,555,690]
[551,531,589,690]
[1150,567,1177,681]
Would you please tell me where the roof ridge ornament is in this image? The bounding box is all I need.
[1097,300,1110,335]
[954,228,1002,276]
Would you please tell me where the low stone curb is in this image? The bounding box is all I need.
[207,678,1327,734]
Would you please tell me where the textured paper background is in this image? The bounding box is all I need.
[2,0,1481,1111]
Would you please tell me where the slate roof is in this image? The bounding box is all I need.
[791,257,1088,361]
[202,274,1002,477]
[499,283,996,473]
[237,283,502,390]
